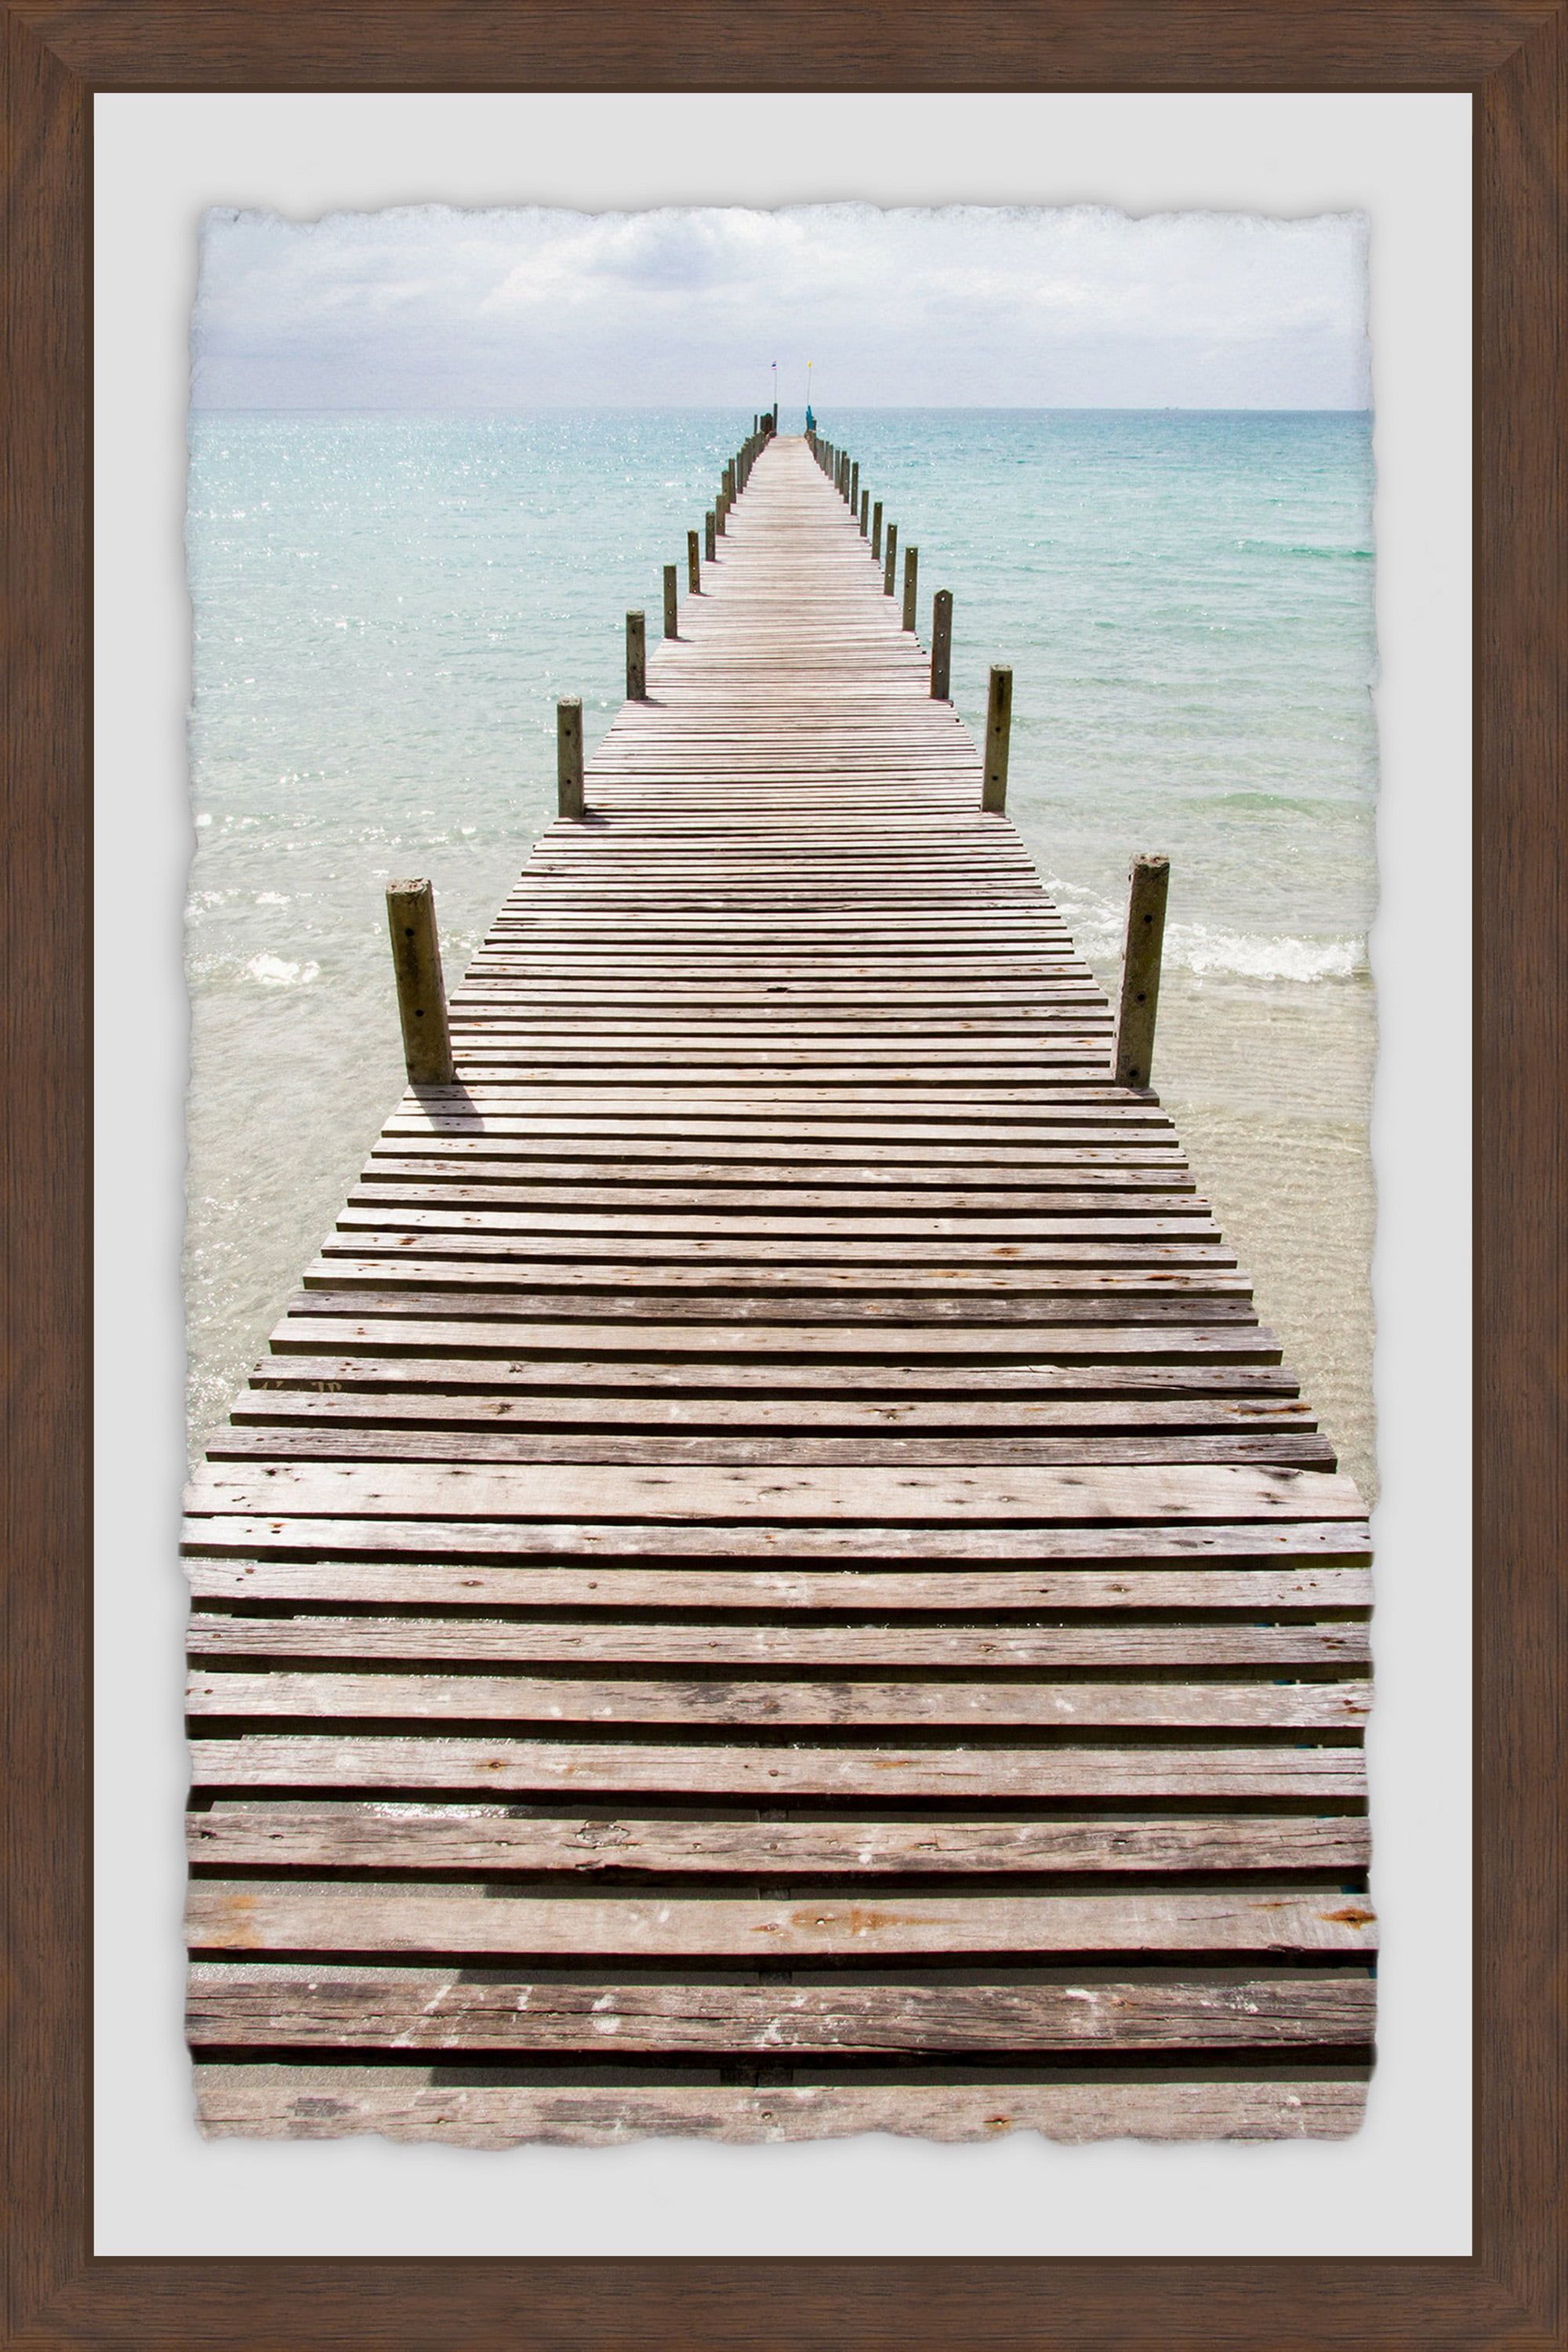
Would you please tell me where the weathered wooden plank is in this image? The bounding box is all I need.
[187,1616,1370,1670]
[265,1314,1277,1362]
[187,1556,1371,1613]
[281,1289,1260,1330]
[187,1736,1368,1800]
[245,1355,1292,1400]
[192,2070,1371,2145]
[205,1428,1339,1472]
[232,1389,1312,1434]
[187,1966,1376,2052]
[362,1149,1202,1190]
[183,1459,1367,1525]
[186,1667,1370,1731]
[187,1803,1373,1876]
[186,1885,1377,1958]
[301,1259,1251,1301]
[327,1225,1232,1265]
[181,1515,1371,1565]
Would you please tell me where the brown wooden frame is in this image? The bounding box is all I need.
[3,4,1562,2342]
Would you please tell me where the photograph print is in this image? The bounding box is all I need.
[180,198,1377,2147]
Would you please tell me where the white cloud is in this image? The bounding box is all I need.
[191,201,1369,411]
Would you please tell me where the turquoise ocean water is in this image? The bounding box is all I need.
[185,408,1377,1494]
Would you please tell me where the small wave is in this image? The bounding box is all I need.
[1165,924,1362,982]
[1234,539,1372,562]
[1203,792,1323,816]
[245,953,319,987]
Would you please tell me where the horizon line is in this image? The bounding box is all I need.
[189,400,1374,417]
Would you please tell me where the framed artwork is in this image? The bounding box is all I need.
[5,5,1562,2344]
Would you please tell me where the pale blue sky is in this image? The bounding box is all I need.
[192,201,1370,412]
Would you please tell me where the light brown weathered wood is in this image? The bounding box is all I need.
[260,1312,1282,1366]
[206,1427,1338,1472]
[383,881,455,1089]
[187,1555,1369,1616]
[187,1965,1376,2053]
[187,1804,1372,1876]
[555,697,584,822]
[931,588,953,698]
[187,1734,1367,1800]
[1115,854,1171,1089]
[187,1614,1369,1670]
[186,1885,1377,1958]
[186,1665,1370,1731]
[183,1457,1366,1526]
[983,664,1012,815]
[183,1512,1369,1566]
[194,2071,1370,2147]
[187,435,1370,2145]
[625,608,647,699]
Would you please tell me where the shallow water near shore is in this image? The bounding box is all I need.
[184,406,1377,1496]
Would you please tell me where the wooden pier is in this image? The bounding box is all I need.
[183,430,1374,2147]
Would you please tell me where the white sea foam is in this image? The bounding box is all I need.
[244,953,319,987]
[1058,892,1363,984]
[1163,924,1362,983]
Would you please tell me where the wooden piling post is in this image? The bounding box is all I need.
[982,666,1012,813]
[883,521,898,596]
[871,500,883,560]
[626,608,647,699]
[859,488,869,535]
[663,563,679,641]
[930,590,953,699]
[705,510,716,563]
[902,546,919,632]
[385,879,456,1087]
[1113,855,1171,1088]
[849,459,859,510]
[688,528,701,593]
[556,696,585,821]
